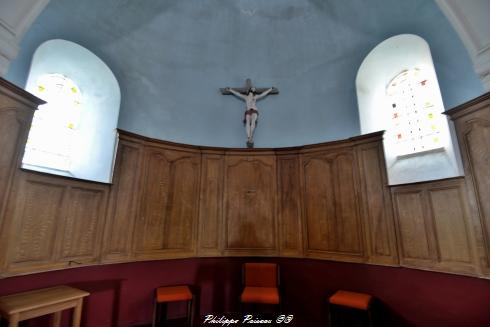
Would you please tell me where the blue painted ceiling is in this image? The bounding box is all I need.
[6,0,484,147]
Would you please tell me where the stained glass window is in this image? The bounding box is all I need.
[23,73,83,172]
[386,68,443,157]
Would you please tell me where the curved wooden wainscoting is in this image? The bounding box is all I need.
[1,77,490,281]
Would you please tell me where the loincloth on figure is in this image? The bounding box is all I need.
[243,108,259,124]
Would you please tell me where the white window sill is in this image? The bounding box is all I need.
[21,163,75,178]
[396,146,445,160]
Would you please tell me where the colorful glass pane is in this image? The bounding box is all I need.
[386,68,443,156]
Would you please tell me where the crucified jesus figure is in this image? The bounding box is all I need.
[222,79,278,148]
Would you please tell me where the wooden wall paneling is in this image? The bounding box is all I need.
[446,93,490,275]
[102,138,144,263]
[0,79,42,272]
[133,146,201,259]
[2,172,67,275]
[276,153,303,256]
[335,152,364,255]
[392,179,478,275]
[56,184,108,266]
[2,172,109,275]
[197,151,224,256]
[301,153,335,254]
[391,187,435,267]
[0,109,30,218]
[356,140,398,265]
[223,153,278,255]
[426,179,478,275]
[301,148,365,262]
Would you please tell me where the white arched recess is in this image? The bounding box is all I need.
[24,39,120,183]
[356,34,463,185]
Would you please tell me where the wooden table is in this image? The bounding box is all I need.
[0,285,89,327]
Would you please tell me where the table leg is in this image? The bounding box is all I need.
[72,298,83,327]
[8,314,19,327]
[52,311,62,327]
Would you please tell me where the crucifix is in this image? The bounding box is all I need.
[221,78,279,148]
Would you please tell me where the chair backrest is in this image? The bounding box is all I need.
[243,263,278,288]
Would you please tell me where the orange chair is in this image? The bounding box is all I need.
[153,285,194,327]
[328,290,373,327]
[240,263,280,312]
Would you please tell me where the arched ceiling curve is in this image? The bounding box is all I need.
[6,0,484,148]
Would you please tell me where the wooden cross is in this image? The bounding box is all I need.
[220,78,279,95]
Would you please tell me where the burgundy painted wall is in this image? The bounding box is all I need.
[0,258,489,327]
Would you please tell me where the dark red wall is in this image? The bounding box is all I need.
[0,258,489,327]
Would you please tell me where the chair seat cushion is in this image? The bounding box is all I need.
[329,290,372,310]
[240,287,280,305]
[156,286,192,303]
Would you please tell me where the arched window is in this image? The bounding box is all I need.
[24,73,83,171]
[356,34,463,185]
[23,39,120,183]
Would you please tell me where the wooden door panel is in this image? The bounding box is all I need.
[393,190,432,263]
[303,157,336,252]
[464,120,490,268]
[357,143,398,264]
[198,155,224,255]
[135,147,200,257]
[102,141,143,261]
[0,110,25,218]
[224,156,276,252]
[9,179,65,266]
[59,187,106,262]
[277,155,302,256]
[137,150,170,251]
[303,150,364,260]
[429,187,472,264]
[335,153,362,254]
[162,158,198,249]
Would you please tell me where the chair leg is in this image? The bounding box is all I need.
[187,299,193,327]
[327,303,333,327]
[153,302,167,327]
[152,301,157,327]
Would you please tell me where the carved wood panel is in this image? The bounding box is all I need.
[302,150,364,261]
[0,107,34,261]
[224,155,277,254]
[102,140,143,262]
[463,119,490,272]
[198,153,224,256]
[447,96,490,275]
[2,171,110,275]
[58,186,107,263]
[134,147,200,258]
[6,176,65,271]
[392,189,434,265]
[0,111,24,220]
[357,142,398,265]
[428,186,473,265]
[392,179,478,275]
[277,155,303,256]
[0,81,42,232]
